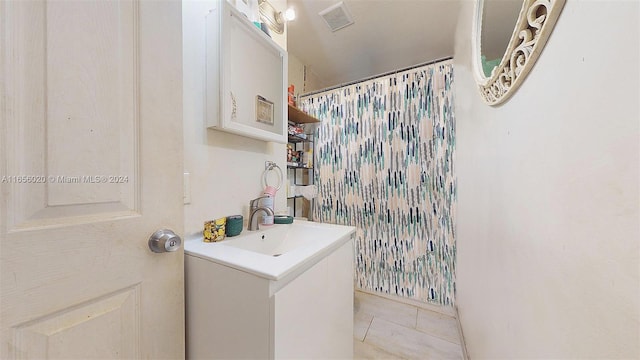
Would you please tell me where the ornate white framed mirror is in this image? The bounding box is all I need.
[472,0,566,106]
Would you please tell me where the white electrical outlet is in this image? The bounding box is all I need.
[183,172,191,204]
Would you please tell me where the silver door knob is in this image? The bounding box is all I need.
[149,229,182,253]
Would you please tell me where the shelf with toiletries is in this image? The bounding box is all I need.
[287,133,312,143]
[287,124,314,169]
[286,106,318,219]
[286,137,314,186]
[286,162,312,170]
[287,104,319,124]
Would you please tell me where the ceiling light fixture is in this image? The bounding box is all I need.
[284,8,296,21]
[258,0,295,35]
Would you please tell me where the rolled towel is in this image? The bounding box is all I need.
[294,185,317,200]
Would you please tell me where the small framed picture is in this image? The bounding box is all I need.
[256,96,274,125]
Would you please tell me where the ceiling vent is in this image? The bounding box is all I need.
[319,2,354,32]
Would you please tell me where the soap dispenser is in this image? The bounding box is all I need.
[259,186,277,226]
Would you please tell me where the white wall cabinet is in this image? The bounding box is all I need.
[185,240,354,359]
[205,0,287,143]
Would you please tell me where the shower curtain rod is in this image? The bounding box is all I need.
[300,56,453,98]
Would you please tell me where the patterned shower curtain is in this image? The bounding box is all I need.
[299,61,456,306]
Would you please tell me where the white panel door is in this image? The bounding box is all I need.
[0,0,184,359]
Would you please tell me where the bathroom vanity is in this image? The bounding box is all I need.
[184,221,355,359]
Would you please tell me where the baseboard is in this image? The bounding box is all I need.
[354,288,456,317]
[455,306,470,360]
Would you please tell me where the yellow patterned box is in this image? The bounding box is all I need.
[203,217,226,242]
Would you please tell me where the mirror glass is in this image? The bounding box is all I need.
[472,0,566,105]
[479,0,521,78]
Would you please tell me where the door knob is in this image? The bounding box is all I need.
[149,229,182,253]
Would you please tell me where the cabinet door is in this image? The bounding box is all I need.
[273,240,354,358]
[206,0,287,143]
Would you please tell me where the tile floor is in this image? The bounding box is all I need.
[353,291,464,359]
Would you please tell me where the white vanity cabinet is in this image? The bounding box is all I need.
[185,240,354,359]
[205,0,287,143]
[272,240,354,358]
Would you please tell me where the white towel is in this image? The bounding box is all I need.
[293,185,317,200]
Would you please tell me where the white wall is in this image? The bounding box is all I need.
[454,1,639,358]
[303,66,328,93]
[288,53,304,97]
[183,0,288,237]
[288,53,328,95]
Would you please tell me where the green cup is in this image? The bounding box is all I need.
[225,215,243,237]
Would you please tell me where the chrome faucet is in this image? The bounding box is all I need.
[250,196,270,210]
[248,206,274,231]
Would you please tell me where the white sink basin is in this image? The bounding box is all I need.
[184,220,355,280]
[221,227,315,256]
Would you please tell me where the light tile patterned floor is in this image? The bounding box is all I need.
[354,291,464,359]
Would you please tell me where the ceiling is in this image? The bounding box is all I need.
[287,0,462,90]
[286,0,524,91]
